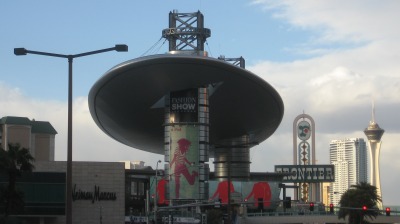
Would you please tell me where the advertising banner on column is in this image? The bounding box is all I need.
[208,180,281,210]
[169,125,199,199]
[150,176,169,206]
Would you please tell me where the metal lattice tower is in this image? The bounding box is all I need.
[218,55,246,68]
[162,10,211,52]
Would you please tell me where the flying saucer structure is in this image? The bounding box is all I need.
[89,10,284,201]
[89,54,283,153]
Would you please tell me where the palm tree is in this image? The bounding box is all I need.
[338,182,381,224]
[0,143,35,216]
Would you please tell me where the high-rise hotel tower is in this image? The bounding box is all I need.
[329,138,368,205]
[364,105,384,208]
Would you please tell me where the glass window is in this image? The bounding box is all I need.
[138,182,144,196]
[131,181,137,196]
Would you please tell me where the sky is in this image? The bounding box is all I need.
[1,0,400,205]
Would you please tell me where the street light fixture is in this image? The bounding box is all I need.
[154,160,162,224]
[14,44,128,224]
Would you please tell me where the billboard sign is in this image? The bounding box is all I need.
[208,180,281,210]
[169,125,200,199]
[170,88,198,123]
[275,165,334,183]
[152,179,281,210]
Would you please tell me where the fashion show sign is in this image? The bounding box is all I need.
[275,165,335,183]
[170,88,198,122]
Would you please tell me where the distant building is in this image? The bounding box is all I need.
[0,116,57,161]
[121,160,146,169]
[322,182,330,206]
[329,138,368,205]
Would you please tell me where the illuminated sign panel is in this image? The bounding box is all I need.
[275,165,335,183]
[170,88,198,123]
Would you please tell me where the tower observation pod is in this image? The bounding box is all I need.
[88,10,284,202]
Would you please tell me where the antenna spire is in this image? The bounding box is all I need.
[371,98,376,124]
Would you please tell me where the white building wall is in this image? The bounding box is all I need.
[329,138,368,205]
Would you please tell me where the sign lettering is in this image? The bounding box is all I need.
[171,97,197,112]
[169,88,199,123]
[275,165,334,183]
[72,184,117,203]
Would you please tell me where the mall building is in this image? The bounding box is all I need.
[1,116,284,224]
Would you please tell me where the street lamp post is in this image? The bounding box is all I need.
[154,160,162,224]
[14,45,128,224]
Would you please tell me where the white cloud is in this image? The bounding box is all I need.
[252,0,400,43]
[0,83,163,167]
[246,0,400,205]
[310,66,360,86]
[248,43,400,121]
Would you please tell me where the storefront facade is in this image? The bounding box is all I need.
[2,161,285,224]
[1,161,125,224]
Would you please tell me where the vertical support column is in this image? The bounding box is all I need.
[368,140,383,208]
[213,136,251,180]
[196,11,205,51]
[198,88,210,200]
[213,137,251,224]
[168,11,177,51]
[164,88,209,201]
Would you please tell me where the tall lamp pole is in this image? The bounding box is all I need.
[14,45,128,224]
[154,160,161,224]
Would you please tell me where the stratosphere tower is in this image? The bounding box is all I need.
[364,103,384,209]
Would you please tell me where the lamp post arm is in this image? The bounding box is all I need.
[72,47,117,58]
[15,44,128,59]
[24,50,69,58]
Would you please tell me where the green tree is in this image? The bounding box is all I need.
[0,143,35,217]
[338,182,381,224]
